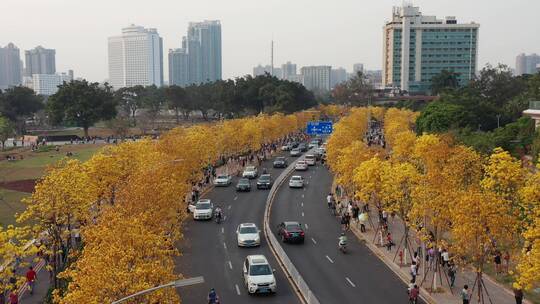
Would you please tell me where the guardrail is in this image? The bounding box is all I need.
[263,152,320,304]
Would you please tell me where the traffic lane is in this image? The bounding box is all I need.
[271,163,422,304]
[177,156,301,304]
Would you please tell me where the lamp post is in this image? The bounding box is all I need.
[111,276,205,304]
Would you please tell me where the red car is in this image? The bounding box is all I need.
[277,221,305,243]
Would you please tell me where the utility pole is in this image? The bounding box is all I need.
[271,40,274,77]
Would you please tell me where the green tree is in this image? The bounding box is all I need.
[47,80,116,137]
[164,85,189,123]
[0,115,14,150]
[0,86,43,134]
[114,85,145,126]
[431,70,460,95]
[332,71,373,105]
[416,101,467,133]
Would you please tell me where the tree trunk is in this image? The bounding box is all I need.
[175,108,180,124]
[83,126,89,138]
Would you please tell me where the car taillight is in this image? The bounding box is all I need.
[300,231,305,236]
[286,231,292,237]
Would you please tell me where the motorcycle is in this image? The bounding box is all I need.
[338,239,348,254]
[215,209,223,224]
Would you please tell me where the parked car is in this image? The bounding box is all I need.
[305,154,316,166]
[290,148,302,157]
[243,255,277,294]
[257,174,273,189]
[193,200,214,220]
[288,175,304,188]
[277,221,305,243]
[242,166,258,179]
[189,198,210,213]
[295,160,308,171]
[273,157,288,168]
[237,223,261,247]
[213,174,232,186]
[236,178,252,192]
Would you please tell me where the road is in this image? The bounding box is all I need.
[269,157,424,304]
[176,154,301,304]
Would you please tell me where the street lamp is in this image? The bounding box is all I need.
[111,276,204,304]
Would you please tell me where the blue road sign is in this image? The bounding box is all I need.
[306,121,333,135]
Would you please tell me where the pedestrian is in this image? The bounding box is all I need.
[26,266,37,295]
[8,291,17,304]
[410,261,417,283]
[494,251,502,274]
[340,215,347,231]
[461,285,471,304]
[386,232,393,251]
[513,284,524,304]
[448,263,456,288]
[504,251,511,273]
[382,210,388,224]
[408,284,419,304]
[358,212,367,232]
[441,248,450,268]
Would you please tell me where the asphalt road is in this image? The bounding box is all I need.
[176,154,301,304]
[269,159,425,304]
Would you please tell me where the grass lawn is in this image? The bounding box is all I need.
[0,189,29,227]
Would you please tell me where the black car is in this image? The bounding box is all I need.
[277,221,305,243]
[256,174,273,189]
[236,178,251,192]
[298,143,307,152]
[273,157,288,168]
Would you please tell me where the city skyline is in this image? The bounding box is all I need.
[2,0,540,83]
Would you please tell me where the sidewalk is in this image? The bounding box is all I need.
[334,193,527,304]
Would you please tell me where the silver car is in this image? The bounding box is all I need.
[237,223,261,247]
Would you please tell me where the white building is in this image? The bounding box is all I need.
[32,73,72,96]
[108,25,163,89]
[300,66,331,92]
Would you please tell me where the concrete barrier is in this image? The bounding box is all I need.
[263,153,320,304]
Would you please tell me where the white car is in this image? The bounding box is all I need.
[243,255,277,294]
[290,148,301,157]
[188,198,210,213]
[237,223,261,247]
[242,166,258,179]
[289,175,304,188]
[305,154,316,166]
[295,160,308,171]
[308,140,319,149]
[193,200,214,220]
[213,174,232,186]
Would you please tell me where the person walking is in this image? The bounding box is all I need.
[386,232,393,251]
[461,285,471,304]
[26,266,37,295]
[494,251,502,274]
[448,263,456,288]
[408,284,419,304]
[8,291,17,304]
[410,261,417,283]
[514,284,524,304]
[441,248,450,268]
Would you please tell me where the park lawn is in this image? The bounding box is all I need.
[0,189,29,227]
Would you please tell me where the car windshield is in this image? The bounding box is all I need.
[245,166,255,171]
[276,157,285,161]
[286,223,301,230]
[259,175,271,181]
[239,227,258,234]
[249,264,272,276]
[195,203,211,210]
[291,176,302,180]
[239,179,249,185]
[306,155,314,159]
[217,175,228,179]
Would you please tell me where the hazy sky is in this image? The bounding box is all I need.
[3,0,539,82]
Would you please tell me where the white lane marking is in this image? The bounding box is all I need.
[228,261,233,270]
[234,196,238,200]
[311,237,317,244]
[305,224,309,229]
[223,242,227,250]
[310,176,312,179]
[302,212,305,217]
[303,188,306,191]
[301,202,304,207]
[326,255,334,264]
[235,284,241,295]
[221,227,225,234]
[228,205,232,210]
[306,181,309,185]
[302,194,305,198]
[346,277,356,287]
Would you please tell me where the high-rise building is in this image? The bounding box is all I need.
[32,72,73,96]
[300,66,332,92]
[0,43,22,90]
[185,20,222,84]
[24,46,56,77]
[516,53,540,76]
[331,68,348,88]
[383,5,479,93]
[108,25,164,89]
[281,62,297,79]
[353,63,364,74]
[168,48,189,86]
[253,64,272,77]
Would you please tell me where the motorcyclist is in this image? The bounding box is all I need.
[208,288,218,304]
[262,167,268,174]
[338,232,348,250]
[215,206,223,223]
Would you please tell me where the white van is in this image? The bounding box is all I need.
[305,154,316,166]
